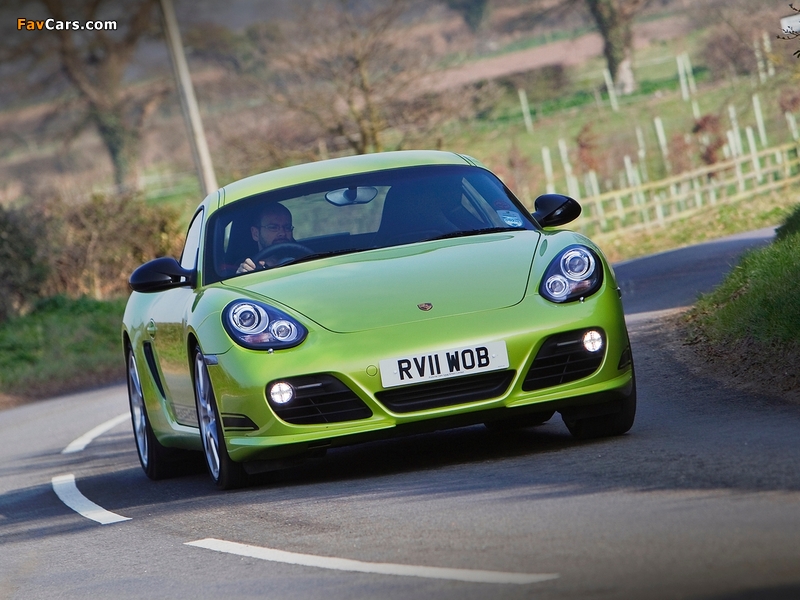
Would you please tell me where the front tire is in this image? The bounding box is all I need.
[194,348,247,489]
[127,347,180,480]
[562,370,637,440]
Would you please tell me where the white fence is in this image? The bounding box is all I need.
[574,141,800,237]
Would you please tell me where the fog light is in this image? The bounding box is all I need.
[583,330,603,353]
[269,381,294,404]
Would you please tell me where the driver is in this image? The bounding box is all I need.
[236,203,295,273]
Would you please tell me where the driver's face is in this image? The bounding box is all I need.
[252,212,294,250]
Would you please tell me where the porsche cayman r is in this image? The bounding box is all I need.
[123,150,635,488]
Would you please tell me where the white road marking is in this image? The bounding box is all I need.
[186,538,558,585]
[52,474,130,525]
[62,412,129,454]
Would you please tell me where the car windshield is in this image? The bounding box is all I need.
[203,164,536,284]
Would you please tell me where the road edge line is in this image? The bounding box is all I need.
[186,538,558,585]
[52,474,131,525]
[62,413,129,454]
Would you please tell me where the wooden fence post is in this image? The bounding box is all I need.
[746,127,763,183]
[753,94,767,148]
[728,105,744,156]
[754,37,767,84]
[602,68,619,112]
[786,112,799,142]
[654,117,671,174]
[542,147,556,194]
[677,55,690,101]
[763,32,776,78]
[518,89,534,135]
[636,126,649,182]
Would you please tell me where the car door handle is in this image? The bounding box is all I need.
[146,319,157,338]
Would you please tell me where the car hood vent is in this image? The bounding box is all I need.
[225,231,541,333]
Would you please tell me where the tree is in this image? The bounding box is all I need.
[584,0,646,95]
[268,0,429,154]
[12,0,167,191]
[0,205,47,322]
[215,0,476,158]
[496,0,645,95]
[444,0,490,32]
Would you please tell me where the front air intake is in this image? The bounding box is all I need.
[522,329,605,391]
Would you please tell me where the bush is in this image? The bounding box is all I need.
[37,193,185,300]
[687,203,800,350]
[701,27,757,80]
[776,204,800,241]
[0,205,48,322]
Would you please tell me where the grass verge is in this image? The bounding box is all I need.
[0,296,126,407]
[678,204,800,402]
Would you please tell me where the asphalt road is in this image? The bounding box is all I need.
[3,227,799,600]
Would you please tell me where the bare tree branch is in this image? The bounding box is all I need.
[31,0,164,190]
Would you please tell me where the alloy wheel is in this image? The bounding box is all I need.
[127,352,149,469]
[195,352,221,481]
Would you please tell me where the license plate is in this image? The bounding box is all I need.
[379,341,509,389]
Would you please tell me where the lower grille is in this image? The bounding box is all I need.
[522,329,605,391]
[375,370,515,413]
[267,375,372,425]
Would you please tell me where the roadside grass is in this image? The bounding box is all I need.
[0,296,127,403]
[679,204,800,401]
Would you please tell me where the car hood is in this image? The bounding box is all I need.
[221,231,541,333]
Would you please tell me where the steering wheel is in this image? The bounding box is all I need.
[251,242,314,268]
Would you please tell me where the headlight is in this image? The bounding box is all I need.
[230,303,268,334]
[540,245,603,303]
[223,299,307,350]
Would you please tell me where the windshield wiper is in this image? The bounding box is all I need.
[427,226,522,242]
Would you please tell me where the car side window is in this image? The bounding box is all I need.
[180,209,204,271]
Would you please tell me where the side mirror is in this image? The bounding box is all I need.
[129,257,194,293]
[531,194,581,228]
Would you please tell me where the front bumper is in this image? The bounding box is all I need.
[207,288,632,463]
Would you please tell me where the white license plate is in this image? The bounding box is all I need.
[379,341,509,389]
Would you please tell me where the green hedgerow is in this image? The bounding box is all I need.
[689,229,800,347]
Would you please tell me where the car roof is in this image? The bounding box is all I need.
[219,150,482,206]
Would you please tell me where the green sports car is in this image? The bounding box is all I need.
[123,150,635,489]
